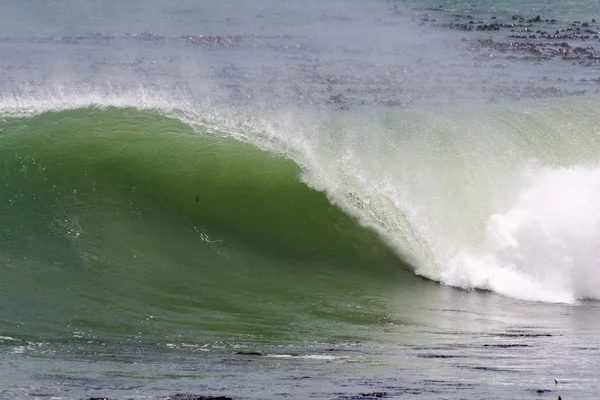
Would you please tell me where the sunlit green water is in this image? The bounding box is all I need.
[0,108,412,345]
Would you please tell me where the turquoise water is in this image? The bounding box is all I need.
[2,0,600,399]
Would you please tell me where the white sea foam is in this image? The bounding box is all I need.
[439,166,600,303]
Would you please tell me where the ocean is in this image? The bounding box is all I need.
[1,0,600,399]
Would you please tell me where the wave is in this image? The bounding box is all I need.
[2,91,600,317]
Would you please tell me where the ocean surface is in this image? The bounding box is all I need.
[2,0,600,399]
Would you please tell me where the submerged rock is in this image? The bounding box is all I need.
[326,93,347,104]
[165,395,233,400]
[90,395,234,400]
[359,392,387,398]
[234,350,263,356]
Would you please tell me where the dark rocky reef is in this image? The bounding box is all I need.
[418,9,600,63]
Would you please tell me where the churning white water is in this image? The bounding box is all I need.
[442,166,600,303]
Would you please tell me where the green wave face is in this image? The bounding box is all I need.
[0,108,409,343]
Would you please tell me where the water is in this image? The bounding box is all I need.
[2,0,600,399]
